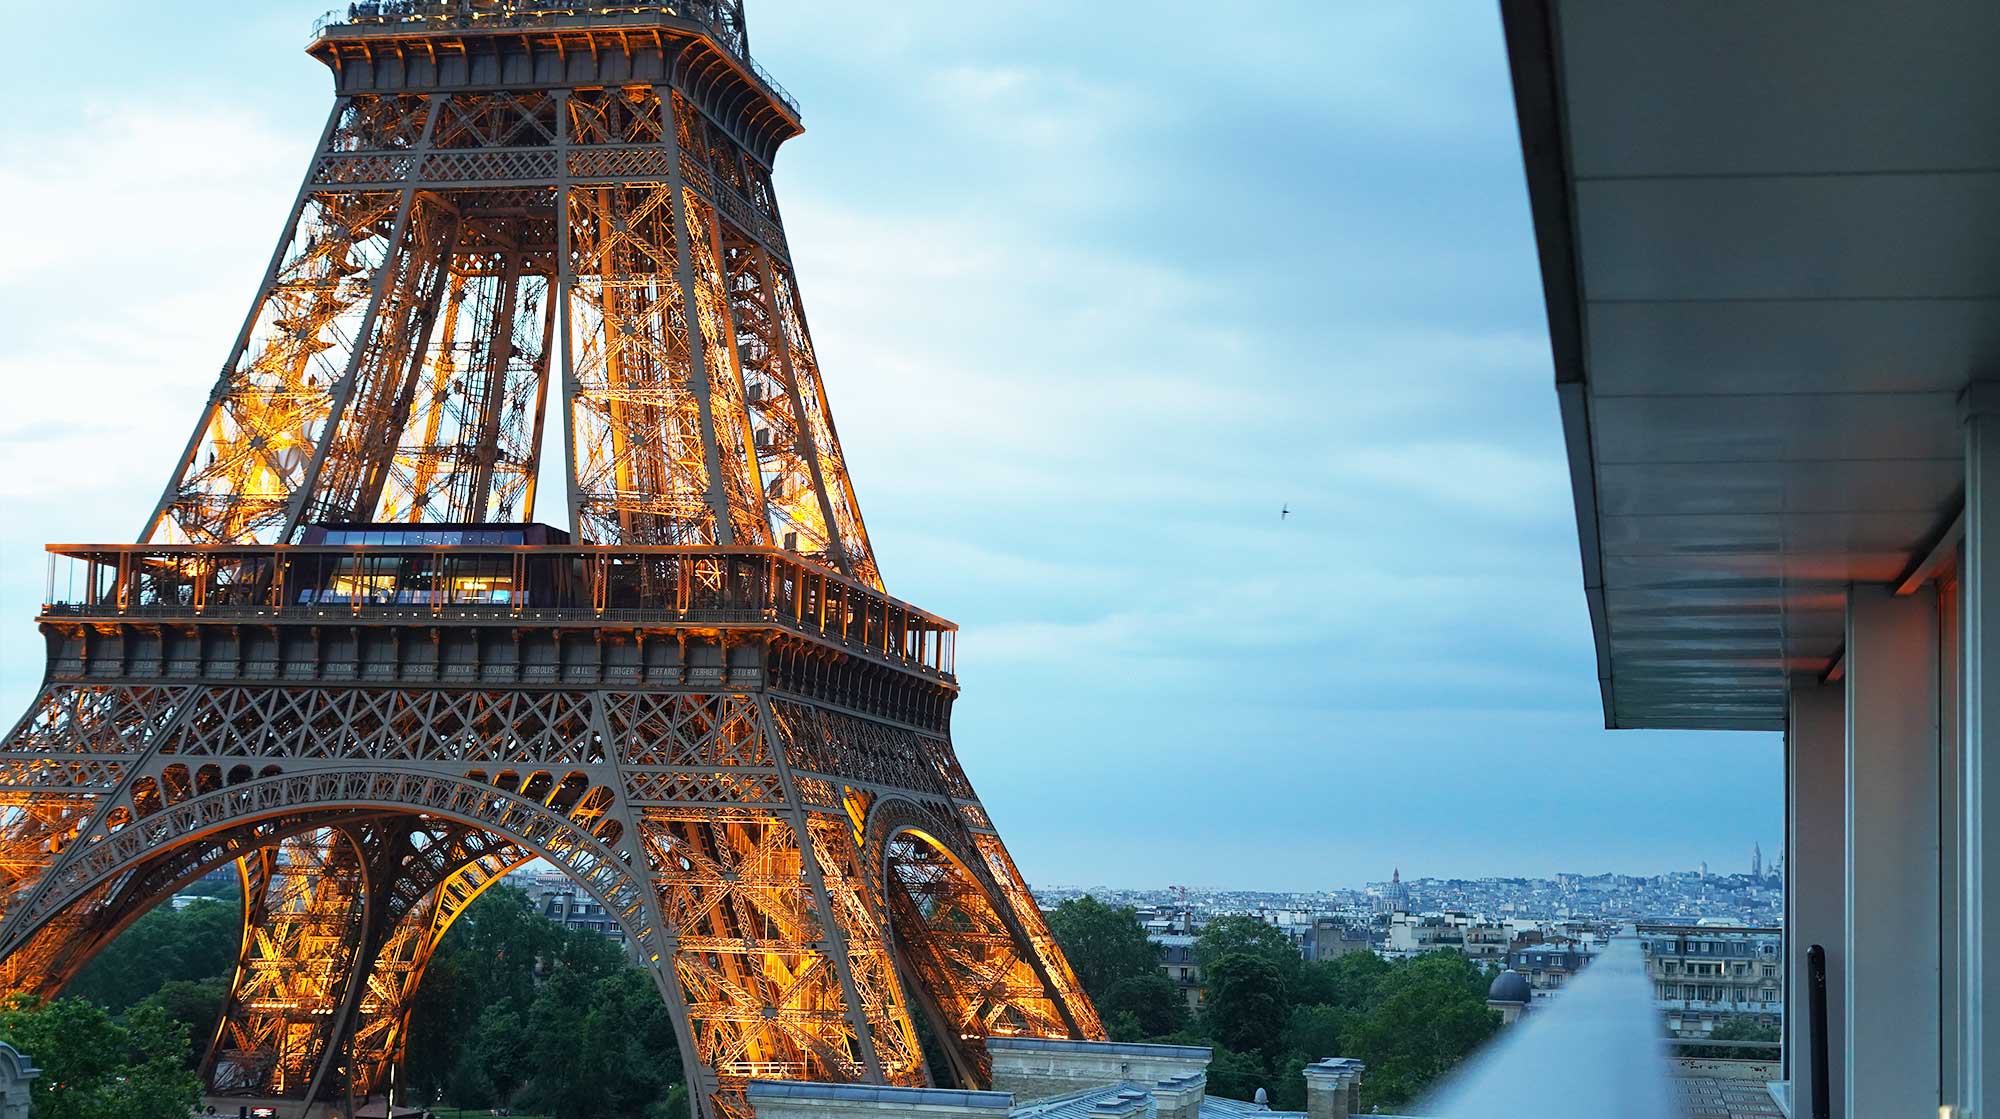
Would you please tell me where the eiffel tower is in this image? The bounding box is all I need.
[0,4,1101,1116]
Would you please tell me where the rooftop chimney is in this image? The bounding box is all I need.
[1302,1057,1367,1119]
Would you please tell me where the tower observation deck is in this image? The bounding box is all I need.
[311,1,800,128]
[0,5,1103,1118]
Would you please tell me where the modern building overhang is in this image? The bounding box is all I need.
[1499,0,2000,731]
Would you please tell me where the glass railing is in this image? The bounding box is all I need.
[1419,937,1708,1119]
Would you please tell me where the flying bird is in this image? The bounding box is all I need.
[1281,505,1291,521]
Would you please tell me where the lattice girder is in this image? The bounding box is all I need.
[0,667,1098,1119]
[206,820,535,1101]
[143,69,882,586]
[28,6,1098,1118]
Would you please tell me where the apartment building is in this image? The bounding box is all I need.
[1638,923,1782,1037]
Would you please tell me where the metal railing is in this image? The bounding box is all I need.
[310,1,800,118]
[1665,1038,1782,1057]
[41,542,953,678]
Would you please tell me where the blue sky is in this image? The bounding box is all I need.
[0,1,1780,890]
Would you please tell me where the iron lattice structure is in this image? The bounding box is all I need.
[0,4,1101,1117]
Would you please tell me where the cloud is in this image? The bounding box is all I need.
[0,1,1782,888]
[1332,441,1573,520]
[0,99,302,693]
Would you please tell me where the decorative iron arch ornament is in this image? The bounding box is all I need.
[0,4,1099,1117]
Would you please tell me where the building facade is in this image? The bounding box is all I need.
[1382,911,1509,962]
[1637,924,1782,1037]
[1307,918,1375,963]
[1506,939,1597,992]
[1150,934,1204,1013]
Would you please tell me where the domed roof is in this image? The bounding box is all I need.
[1488,969,1532,1004]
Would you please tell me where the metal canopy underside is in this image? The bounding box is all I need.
[1501,0,2000,730]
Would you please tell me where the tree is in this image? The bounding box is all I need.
[400,885,688,1116]
[405,885,562,1106]
[67,894,241,1012]
[0,995,200,1119]
[650,1083,692,1119]
[523,967,682,1118]
[1296,950,1390,1010]
[402,941,472,1107]
[132,977,229,1065]
[116,1005,204,1119]
[1045,897,1162,1001]
[459,1003,532,1110]
[1267,1053,1312,1111]
[1344,952,1500,1110]
[1202,951,1293,1057]
[441,886,563,1010]
[1281,1002,1352,1066]
[1202,1046,1269,1104]
[1098,973,1187,1040]
[1193,916,1299,976]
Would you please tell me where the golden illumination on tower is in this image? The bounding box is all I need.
[0,5,1095,1118]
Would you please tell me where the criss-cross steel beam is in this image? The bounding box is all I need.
[2,5,1097,1118]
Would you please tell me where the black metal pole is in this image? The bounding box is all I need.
[1808,943,1830,1119]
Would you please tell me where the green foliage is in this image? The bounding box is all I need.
[1266,1053,1311,1111]
[1051,906,1502,1110]
[401,886,685,1118]
[520,966,680,1118]
[403,886,564,1107]
[1343,952,1500,1110]
[1683,1017,1780,1059]
[1045,897,1163,999]
[1707,1018,1779,1042]
[66,891,241,1012]
[649,1083,691,1119]
[1203,952,1293,1057]
[1281,1003,1353,1068]
[1297,949,1390,1008]
[33,869,684,1116]
[1192,916,1300,975]
[15,879,240,1097]
[1098,972,1188,1041]
[131,977,229,1065]
[0,994,200,1119]
[461,1004,531,1108]
[1103,1010,1146,1043]
[1201,1045,1268,1103]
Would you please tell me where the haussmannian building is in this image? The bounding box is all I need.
[1507,939,1598,992]
[1382,911,1509,962]
[1149,933,1204,1013]
[1638,924,1783,1038]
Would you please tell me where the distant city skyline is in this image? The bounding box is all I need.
[0,0,1782,889]
[1038,852,1786,896]
[1035,862,1783,929]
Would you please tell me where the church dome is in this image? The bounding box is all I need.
[1488,969,1532,1005]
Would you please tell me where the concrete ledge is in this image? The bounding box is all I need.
[987,1037,1213,1062]
[745,1079,1013,1118]
[989,1037,1213,1105]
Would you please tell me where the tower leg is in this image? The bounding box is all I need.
[206,821,529,1105]
[345,842,531,1101]
[206,831,369,1100]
